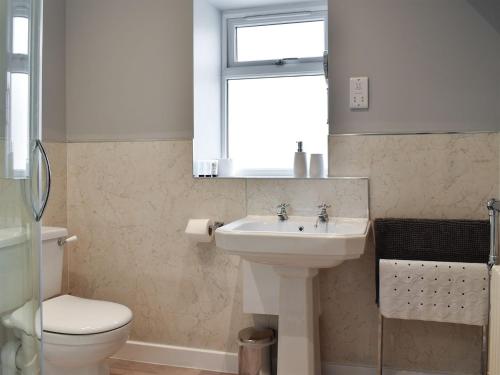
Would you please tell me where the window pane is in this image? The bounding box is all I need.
[236,21,325,62]
[228,76,328,172]
[13,17,29,55]
[10,73,30,172]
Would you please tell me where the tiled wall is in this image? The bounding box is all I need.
[246,178,369,218]
[66,141,251,351]
[58,132,498,374]
[330,133,498,219]
[0,142,67,230]
[44,143,67,227]
[43,142,68,292]
[0,179,25,228]
[324,132,498,373]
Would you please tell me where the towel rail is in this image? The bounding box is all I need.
[488,199,500,268]
[487,198,500,375]
[376,210,495,375]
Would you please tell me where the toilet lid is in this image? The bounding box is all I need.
[42,295,133,335]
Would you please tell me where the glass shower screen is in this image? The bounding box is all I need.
[0,0,47,374]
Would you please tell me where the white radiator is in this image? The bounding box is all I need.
[489,266,500,375]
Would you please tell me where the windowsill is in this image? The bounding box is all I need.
[192,175,368,180]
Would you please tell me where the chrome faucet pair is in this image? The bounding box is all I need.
[276,203,331,223]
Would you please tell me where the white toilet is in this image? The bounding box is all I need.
[41,227,133,375]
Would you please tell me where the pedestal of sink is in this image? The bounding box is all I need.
[275,267,321,375]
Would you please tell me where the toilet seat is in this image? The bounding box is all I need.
[42,295,133,335]
[43,322,131,346]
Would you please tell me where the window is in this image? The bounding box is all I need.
[223,7,328,176]
[5,0,31,178]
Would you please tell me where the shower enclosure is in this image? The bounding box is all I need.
[0,0,47,374]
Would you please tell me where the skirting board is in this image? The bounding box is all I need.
[113,340,238,373]
[113,340,456,375]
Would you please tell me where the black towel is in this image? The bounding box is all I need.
[374,218,490,305]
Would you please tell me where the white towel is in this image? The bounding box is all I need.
[379,260,489,326]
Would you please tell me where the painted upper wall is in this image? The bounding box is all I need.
[43,0,66,142]
[65,0,193,142]
[329,0,500,134]
[65,0,500,140]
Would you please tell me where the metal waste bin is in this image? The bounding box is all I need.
[238,327,275,375]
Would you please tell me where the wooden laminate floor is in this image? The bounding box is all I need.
[109,359,232,375]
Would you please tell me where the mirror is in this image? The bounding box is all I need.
[193,0,500,179]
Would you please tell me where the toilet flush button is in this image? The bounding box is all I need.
[350,77,369,109]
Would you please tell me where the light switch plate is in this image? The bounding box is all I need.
[350,77,369,109]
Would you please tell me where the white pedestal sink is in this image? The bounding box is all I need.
[215,216,370,375]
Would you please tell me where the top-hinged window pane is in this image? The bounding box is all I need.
[13,17,29,55]
[236,20,325,62]
[227,10,327,67]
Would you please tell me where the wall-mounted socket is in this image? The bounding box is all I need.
[350,77,369,110]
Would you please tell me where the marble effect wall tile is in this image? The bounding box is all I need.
[43,142,67,227]
[321,133,498,373]
[43,142,68,292]
[0,142,67,229]
[246,178,369,218]
[329,133,498,220]
[0,179,26,228]
[65,134,497,374]
[319,238,482,374]
[0,142,29,228]
[67,141,252,352]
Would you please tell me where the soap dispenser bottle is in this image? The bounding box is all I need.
[294,141,308,178]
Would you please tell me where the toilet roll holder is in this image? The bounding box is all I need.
[209,222,225,236]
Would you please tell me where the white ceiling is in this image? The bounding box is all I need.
[207,0,324,11]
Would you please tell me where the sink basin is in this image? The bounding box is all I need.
[216,215,370,375]
[215,215,370,268]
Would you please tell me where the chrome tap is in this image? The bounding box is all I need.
[277,203,290,221]
[317,203,331,223]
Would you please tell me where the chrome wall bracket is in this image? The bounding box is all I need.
[208,222,224,236]
[57,235,78,247]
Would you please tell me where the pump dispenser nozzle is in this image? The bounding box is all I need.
[297,141,303,153]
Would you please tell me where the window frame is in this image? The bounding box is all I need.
[221,4,328,176]
[4,0,31,178]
